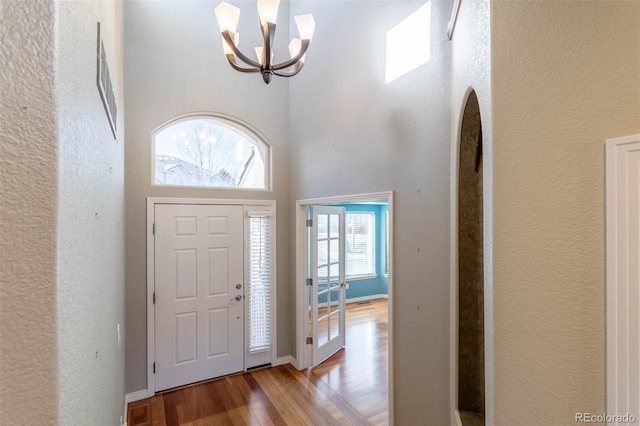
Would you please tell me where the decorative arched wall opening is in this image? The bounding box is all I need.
[457,90,485,424]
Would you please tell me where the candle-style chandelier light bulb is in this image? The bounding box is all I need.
[214,1,315,84]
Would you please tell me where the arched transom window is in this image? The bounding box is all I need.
[153,114,270,190]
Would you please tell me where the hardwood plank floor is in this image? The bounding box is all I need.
[128,298,388,426]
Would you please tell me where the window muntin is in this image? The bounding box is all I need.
[153,115,269,190]
[345,212,376,278]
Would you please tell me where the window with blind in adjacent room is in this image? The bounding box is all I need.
[345,212,376,278]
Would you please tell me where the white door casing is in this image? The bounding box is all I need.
[294,192,394,422]
[606,134,640,423]
[310,205,346,367]
[154,203,244,392]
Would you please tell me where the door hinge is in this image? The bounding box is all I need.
[306,219,313,227]
[306,337,313,344]
[153,362,156,374]
[306,278,312,287]
[153,292,156,304]
[153,223,156,235]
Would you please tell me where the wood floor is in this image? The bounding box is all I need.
[128,299,389,426]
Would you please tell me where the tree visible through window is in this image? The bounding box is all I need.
[153,116,269,189]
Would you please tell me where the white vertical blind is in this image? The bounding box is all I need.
[346,212,376,277]
[248,215,271,352]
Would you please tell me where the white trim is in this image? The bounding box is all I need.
[151,112,273,148]
[147,197,277,397]
[148,197,275,207]
[147,183,271,192]
[453,409,463,426]
[295,191,394,425]
[449,89,467,424]
[606,134,640,423]
[150,112,273,191]
[346,273,378,282]
[272,355,295,367]
[314,293,388,309]
[247,210,273,217]
[244,204,277,369]
[123,390,150,426]
[346,294,388,304]
[288,355,303,370]
[125,389,149,404]
[297,191,392,206]
[146,198,155,396]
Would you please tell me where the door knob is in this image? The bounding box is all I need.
[232,295,242,302]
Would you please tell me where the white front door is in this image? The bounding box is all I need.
[310,206,346,367]
[154,204,244,392]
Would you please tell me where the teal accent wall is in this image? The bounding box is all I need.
[336,204,389,301]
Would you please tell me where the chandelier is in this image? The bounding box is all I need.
[214,0,315,84]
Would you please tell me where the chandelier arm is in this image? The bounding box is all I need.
[271,39,310,71]
[226,54,261,73]
[273,61,304,77]
[262,22,276,70]
[221,30,262,68]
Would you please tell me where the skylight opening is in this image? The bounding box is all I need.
[385,2,431,84]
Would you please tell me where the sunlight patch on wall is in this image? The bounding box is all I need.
[385,2,431,84]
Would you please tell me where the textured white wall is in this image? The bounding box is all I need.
[56,1,126,424]
[289,1,452,423]
[450,0,493,422]
[120,1,640,422]
[123,0,292,394]
[1,0,126,424]
[491,1,640,423]
[0,1,59,424]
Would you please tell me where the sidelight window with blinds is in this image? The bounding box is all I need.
[247,211,273,356]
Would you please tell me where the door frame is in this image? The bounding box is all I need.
[146,197,276,396]
[606,134,640,417]
[294,191,394,423]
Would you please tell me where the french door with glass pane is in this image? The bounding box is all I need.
[309,206,346,367]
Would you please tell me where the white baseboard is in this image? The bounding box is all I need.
[346,294,388,304]
[290,356,306,370]
[454,410,463,426]
[312,294,389,310]
[272,355,294,367]
[123,389,150,426]
[126,389,149,403]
